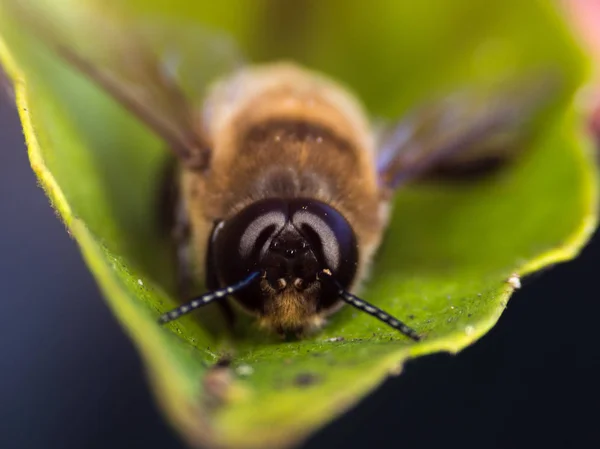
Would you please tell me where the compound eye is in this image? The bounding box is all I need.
[212,198,288,282]
[289,200,358,287]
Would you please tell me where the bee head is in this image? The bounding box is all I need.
[159,197,420,341]
[211,198,358,316]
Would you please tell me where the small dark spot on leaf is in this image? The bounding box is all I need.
[214,356,232,368]
[468,313,472,318]
[295,373,320,387]
[408,314,415,320]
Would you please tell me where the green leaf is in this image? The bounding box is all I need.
[0,1,597,448]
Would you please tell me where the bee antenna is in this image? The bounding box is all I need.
[318,269,421,341]
[158,271,262,324]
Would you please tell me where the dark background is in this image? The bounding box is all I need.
[1,88,599,449]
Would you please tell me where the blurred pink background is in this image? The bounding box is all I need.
[564,0,600,137]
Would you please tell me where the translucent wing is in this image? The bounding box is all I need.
[6,0,244,170]
[377,74,562,191]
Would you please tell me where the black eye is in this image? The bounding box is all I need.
[289,200,358,289]
[212,199,287,285]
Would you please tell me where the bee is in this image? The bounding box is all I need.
[8,2,556,339]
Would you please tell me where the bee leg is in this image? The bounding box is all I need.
[173,213,195,300]
[218,299,236,331]
[159,156,236,329]
[157,155,195,299]
[158,156,178,237]
[173,211,236,331]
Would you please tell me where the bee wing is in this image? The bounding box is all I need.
[376,74,561,191]
[7,1,244,170]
